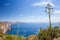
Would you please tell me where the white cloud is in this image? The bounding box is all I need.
[51,16,60,23]
[0,16,60,23]
[54,10,60,14]
[33,0,55,7]
[20,16,60,23]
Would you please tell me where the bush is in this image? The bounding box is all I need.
[37,26,60,40]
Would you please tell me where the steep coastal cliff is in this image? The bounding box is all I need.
[0,22,11,34]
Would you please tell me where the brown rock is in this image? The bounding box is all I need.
[27,35,38,40]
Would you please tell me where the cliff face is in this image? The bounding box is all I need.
[0,22,11,34]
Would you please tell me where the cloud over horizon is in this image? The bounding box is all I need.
[19,16,60,23]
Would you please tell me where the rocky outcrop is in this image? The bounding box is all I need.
[27,35,38,40]
[0,22,11,34]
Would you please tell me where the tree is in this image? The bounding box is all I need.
[45,3,54,27]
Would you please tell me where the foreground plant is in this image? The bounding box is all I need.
[37,26,60,40]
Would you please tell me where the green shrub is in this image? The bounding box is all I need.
[37,26,60,40]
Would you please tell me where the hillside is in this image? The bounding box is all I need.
[0,33,26,40]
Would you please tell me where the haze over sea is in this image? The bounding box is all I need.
[6,22,60,37]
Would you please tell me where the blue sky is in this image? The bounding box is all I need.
[0,0,60,23]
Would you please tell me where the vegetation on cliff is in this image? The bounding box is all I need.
[0,33,26,40]
[37,26,60,40]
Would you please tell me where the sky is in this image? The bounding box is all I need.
[0,0,60,23]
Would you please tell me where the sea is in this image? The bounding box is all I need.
[6,22,60,37]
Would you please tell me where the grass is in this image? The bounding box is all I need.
[0,33,25,40]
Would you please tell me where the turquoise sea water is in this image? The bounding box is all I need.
[7,23,60,37]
